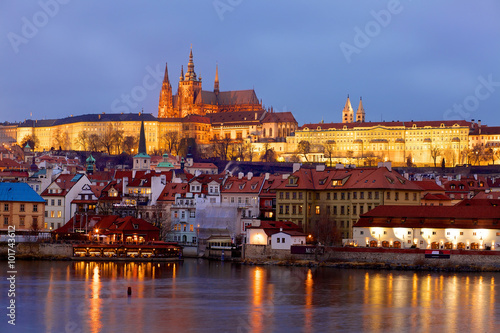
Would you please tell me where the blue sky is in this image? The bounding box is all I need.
[1,1,499,126]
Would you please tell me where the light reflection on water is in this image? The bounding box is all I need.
[3,260,500,333]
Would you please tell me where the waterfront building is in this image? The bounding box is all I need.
[352,203,500,250]
[246,220,305,249]
[169,193,198,245]
[275,163,422,238]
[0,182,45,238]
[41,173,91,231]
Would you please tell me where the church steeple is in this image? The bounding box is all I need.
[179,65,184,81]
[158,62,173,118]
[356,96,365,123]
[214,64,219,93]
[133,120,150,171]
[342,95,354,123]
[138,121,147,155]
[185,47,197,81]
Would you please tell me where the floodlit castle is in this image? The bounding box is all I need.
[158,47,263,118]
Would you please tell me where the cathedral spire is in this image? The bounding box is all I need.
[214,64,219,93]
[356,96,365,123]
[158,62,173,118]
[185,47,197,81]
[163,62,170,84]
[342,95,354,123]
[179,65,184,81]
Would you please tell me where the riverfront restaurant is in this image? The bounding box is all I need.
[352,200,500,251]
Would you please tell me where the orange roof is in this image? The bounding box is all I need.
[222,175,265,194]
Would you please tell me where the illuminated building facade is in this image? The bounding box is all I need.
[353,204,500,250]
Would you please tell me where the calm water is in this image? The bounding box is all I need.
[1,259,500,333]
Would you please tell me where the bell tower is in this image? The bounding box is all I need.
[356,97,365,123]
[177,47,202,117]
[342,95,354,123]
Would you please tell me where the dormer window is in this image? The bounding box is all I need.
[133,224,138,229]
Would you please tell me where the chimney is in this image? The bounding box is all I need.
[247,172,253,180]
[123,177,128,194]
[238,172,244,179]
[264,172,270,180]
[292,163,301,173]
[478,119,481,127]
[316,164,326,172]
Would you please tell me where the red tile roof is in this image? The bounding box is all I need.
[413,180,445,192]
[276,166,421,191]
[355,205,500,229]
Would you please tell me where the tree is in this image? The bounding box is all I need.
[430,146,441,167]
[406,154,413,167]
[163,131,181,155]
[99,124,123,155]
[20,134,39,150]
[210,136,232,160]
[470,144,485,166]
[323,142,336,166]
[52,128,70,150]
[484,147,497,165]
[122,136,138,155]
[75,131,90,151]
[260,142,277,162]
[311,211,342,246]
[88,134,102,152]
[297,140,311,162]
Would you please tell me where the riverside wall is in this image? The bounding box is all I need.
[0,243,73,258]
[243,245,500,269]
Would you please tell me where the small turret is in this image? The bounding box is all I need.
[214,64,219,94]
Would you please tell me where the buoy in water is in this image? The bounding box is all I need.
[128,287,132,296]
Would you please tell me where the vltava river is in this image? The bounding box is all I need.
[2,259,500,332]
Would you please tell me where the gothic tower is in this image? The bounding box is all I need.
[214,64,219,94]
[177,47,202,117]
[158,63,173,118]
[342,95,354,123]
[356,97,365,123]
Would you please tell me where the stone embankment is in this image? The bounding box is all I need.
[242,245,500,272]
[0,242,72,260]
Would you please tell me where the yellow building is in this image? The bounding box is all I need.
[0,182,46,238]
[286,97,470,166]
[275,164,422,239]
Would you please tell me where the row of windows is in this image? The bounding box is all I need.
[173,224,195,232]
[278,203,375,216]
[172,211,196,219]
[47,199,62,206]
[3,203,39,212]
[278,191,386,201]
[45,210,62,218]
[2,216,39,227]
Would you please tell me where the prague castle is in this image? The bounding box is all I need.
[158,48,263,118]
[0,49,498,167]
